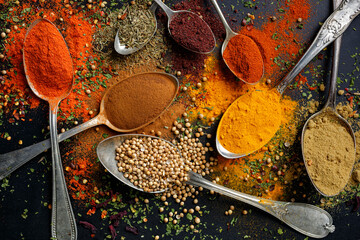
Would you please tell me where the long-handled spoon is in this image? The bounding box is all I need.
[114,3,158,55]
[23,19,76,240]
[301,0,356,197]
[97,134,335,239]
[0,72,178,180]
[216,0,360,159]
[210,0,264,85]
[153,0,216,54]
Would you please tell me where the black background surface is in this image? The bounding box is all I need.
[1,0,360,239]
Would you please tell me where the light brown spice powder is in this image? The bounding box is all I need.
[303,110,355,196]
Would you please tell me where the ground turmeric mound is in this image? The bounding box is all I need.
[217,87,285,155]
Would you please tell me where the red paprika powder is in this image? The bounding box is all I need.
[223,34,263,83]
[169,12,215,53]
[23,19,73,99]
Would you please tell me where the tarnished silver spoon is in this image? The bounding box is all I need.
[23,18,77,240]
[210,0,264,85]
[97,134,335,239]
[301,0,356,197]
[114,3,157,55]
[0,72,179,180]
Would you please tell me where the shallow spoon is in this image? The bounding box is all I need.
[153,0,216,54]
[97,134,335,239]
[301,0,356,197]
[114,3,157,55]
[210,0,264,85]
[0,72,179,180]
[23,19,77,240]
[216,0,360,159]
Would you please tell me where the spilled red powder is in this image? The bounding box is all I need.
[240,0,311,82]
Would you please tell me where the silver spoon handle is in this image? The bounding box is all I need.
[0,116,101,180]
[49,105,77,240]
[326,0,343,109]
[187,171,334,238]
[209,0,236,39]
[277,0,360,94]
[153,0,174,18]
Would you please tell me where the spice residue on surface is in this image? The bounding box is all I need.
[104,73,177,130]
[23,20,73,99]
[303,109,355,196]
[169,12,215,53]
[223,34,263,83]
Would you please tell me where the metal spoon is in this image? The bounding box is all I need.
[114,3,157,55]
[153,0,216,54]
[301,0,356,197]
[0,72,179,180]
[97,134,335,238]
[216,0,360,159]
[23,19,77,240]
[210,0,264,85]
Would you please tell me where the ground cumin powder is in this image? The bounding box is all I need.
[303,110,355,196]
[104,73,177,130]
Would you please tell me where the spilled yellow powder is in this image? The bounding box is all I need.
[217,87,296,155]
[185,55,253,122]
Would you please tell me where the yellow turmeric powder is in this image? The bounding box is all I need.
[185,55,252,122]
[217,87,292,154]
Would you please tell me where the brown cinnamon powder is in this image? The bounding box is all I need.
[104,73,177,130]
[303,109,355,196]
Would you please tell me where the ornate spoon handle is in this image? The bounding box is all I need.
[277,0,360,94]
[49,104,77,240]
[187,171,334,238]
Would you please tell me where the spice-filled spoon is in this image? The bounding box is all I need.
[301,0,356,197]
[114,3,157,55]
[210,0,264,85]
[97,134,335,238]
[23,19,77,240]
[0,72,179,180]
[153,0,216,54]
[216,0,360,159]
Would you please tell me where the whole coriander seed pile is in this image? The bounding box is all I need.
[116,137,188,192]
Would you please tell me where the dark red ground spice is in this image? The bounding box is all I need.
[169,12,215,53]
[173,0,225,40]
[160,0,225,75]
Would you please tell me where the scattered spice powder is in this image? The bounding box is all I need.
[104,73,177,130]
[169,12,215,53]
[223,34,263,83]
[23,19,73,99]
[303,109,356,196]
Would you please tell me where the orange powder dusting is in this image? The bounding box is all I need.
[185,55,253,122]
[240,0,311,83]
[58,13,107,122]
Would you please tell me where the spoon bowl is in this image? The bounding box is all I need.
[114,3,158,55]
[97,133,335,238]
[210,0,264,85]
[97,134,175,193]
[153,0,216,54]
